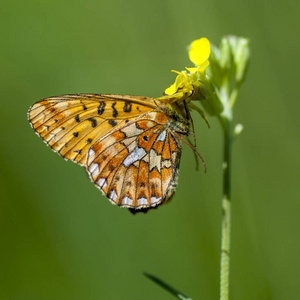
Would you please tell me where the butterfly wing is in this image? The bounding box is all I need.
[28,94,156,166]
[86,111,182,209]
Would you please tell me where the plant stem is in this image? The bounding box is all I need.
[218,115,232,300]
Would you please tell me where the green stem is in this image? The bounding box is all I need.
[218,114,232,300]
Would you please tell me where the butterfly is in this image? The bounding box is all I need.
[28,93,205,211]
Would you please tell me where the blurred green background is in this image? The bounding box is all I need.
[1,0,299,299]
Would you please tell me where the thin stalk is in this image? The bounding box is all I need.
[218,115,232,300]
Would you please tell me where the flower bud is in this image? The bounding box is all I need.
[219,37,232,70]
[231,37,250,84]
[192,78,223,116]
[190,81,207,100]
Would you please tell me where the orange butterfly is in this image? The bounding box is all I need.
[28,93,205,210]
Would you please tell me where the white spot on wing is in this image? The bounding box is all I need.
[88,148,95,160]
[127,140,137,153]
[98,178,107,189]
[109,190,117,201]
[138,197,148,205]
[90,163,99,178]
[122,136,136,147]
[90,163,98,173]
[171,152,177,164]
[150,149,161,172]
[121,123,144,137]
[151,196,161,204]
[122,196,133,205]
[162,160,171,168]
[142,153,149,163]
[132,161,140,168]
[157,130,167,141]
[123,147,146,167]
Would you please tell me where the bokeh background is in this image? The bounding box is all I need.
[1,0,299,299]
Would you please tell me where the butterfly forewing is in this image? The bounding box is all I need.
[28,94,156,166]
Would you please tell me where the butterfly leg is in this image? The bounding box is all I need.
[173,131,206,173]
[183,99,197,147]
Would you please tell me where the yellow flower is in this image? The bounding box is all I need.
[165,71,193,96]
[165,37,210,96]
[188,37,210,71]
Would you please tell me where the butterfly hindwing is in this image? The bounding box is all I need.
[86,111,182,209]
[28,94,156,166]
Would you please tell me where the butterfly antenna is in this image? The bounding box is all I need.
[183,100,197,147]
[174,131,206,173]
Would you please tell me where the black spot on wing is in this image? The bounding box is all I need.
[123,101,132,113]
[75,114,80,123]
[88,117,97,128]
[112,102,118,118]
[98,101,106,115]
[86,138,92,144]
[108,119,117,127]
[73,132,79,137]
[74,149,82,154]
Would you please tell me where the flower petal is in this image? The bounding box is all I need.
[185,67,200,74]
[189,38,211,67]
[165,83,178,95]
[186,60,209,75]
[165,72,187,95]
[199,59,209,73]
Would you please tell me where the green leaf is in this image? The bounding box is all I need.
[144,272,192,300]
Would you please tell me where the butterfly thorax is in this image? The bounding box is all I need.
[154,98,190,135]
